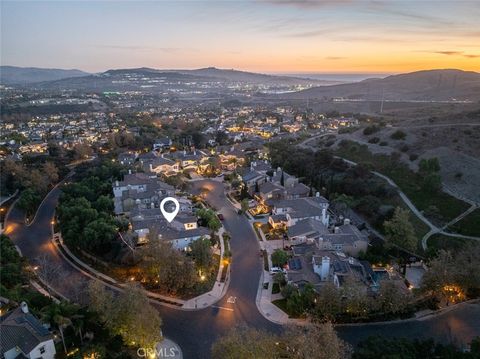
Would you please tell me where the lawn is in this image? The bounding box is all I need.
[335,140,469,225]
[272,298,305,319]
[426,234,476,257]
[448,209,480,237]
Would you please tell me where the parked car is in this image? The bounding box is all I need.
[217,213,225,221]
[269,267,286,275]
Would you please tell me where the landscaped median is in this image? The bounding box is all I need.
[52,228,231,310]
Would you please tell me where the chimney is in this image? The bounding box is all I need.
[344,218,351,225]
[128,169,132,175]
[149,164,153,171]
[334,226,340,234]
[115,180,119,187]
[321,257,330,281]
[21,301,29,314]
[316,191,320,197]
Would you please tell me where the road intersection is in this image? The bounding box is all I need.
[5,178,480,357]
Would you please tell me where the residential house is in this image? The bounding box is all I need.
[218,146,246,171]
[166,150,209,172]
[117,151,138,166]
[143,156,180,176]
[268,195,329,227]
[286,247,375,292]
[131,213,210,249]
[153,137,172,151]
[0,303,56,359]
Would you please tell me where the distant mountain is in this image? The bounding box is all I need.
[0,66,90,85]
[12,66,337,92]
[174,67,335,86]
[279,69,480,102]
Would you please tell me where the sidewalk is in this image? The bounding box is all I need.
[183,227,230,309]
[255,268,304,325]
[251,220,304,325]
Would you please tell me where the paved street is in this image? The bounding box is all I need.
[5,179,480,358]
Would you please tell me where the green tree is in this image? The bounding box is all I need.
[281,323,351,359]
[16,189,41,216]
[384,207,417,252]
[271,249,288,267]
[240,199,249,213]
[113,283,163,349]
[140,241,196,293]
[377,280,411,314]
[87,281,162,349]
[313,282,342,321]
[0,234,26,289]
[83,219,117,254]
[197,208,221,231]
[239,182,249,199]
[93,195,114,213]
[190,237,213,271]
[41,301,78,353]
[212,323,351,359]
[211,325,279,359]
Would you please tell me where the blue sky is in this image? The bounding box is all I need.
[1,0,479,73]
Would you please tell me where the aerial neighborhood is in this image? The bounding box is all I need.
[1,53,480,359]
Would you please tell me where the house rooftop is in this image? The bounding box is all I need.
[288,218,329,238]
[0,306,53,357]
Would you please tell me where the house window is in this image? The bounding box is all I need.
[40,346,46,354]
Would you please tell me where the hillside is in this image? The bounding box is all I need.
[175,67,333,86]
[0,66,89,85]
[8,66,336,92]
[280,69,480,102]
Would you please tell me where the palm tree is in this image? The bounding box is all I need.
[71,311,86,345]
[41,302,76,353]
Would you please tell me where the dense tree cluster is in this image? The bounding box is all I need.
[0,234,26,290]
[140,240,197,294]
[421,244,480,301]
[2,159,60,215]
[353,336,480,359]
[279,277,414,323]
[384,207,417,252]
[57,165,122,256]
[0,235,132,358]
[267,140,397,229]
[196,208,221,231]
[212,323,351,359]
[88,281,162,350]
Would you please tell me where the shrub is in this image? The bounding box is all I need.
[409,153,418,161]
[390,130,406,140]
[368,137,380,144]
[400,144,409,152]
[379,141,388,146]
[363,125,380,136]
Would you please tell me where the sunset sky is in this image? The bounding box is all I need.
[1,0,479,74]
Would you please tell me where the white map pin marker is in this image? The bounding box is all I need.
[160,197,180,223]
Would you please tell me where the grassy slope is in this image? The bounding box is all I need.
[335,141,469,225]
[448,208,480,237]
